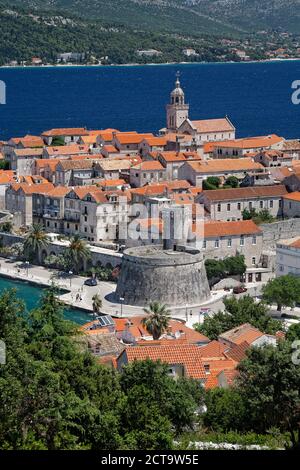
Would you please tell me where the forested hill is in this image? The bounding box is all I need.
[0,4,238,65]
[13,0,300,35]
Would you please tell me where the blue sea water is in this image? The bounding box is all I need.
[0,61,300,140]
[0,276,92,325]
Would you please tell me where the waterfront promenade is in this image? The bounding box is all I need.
[0,257,228,324]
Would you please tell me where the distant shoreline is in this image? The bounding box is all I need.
[2,58,300,70]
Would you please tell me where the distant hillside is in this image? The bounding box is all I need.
[0,4,238,65]
[12,0,300,34]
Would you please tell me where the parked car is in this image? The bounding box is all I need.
[233,286,247,295]
[84,278,98,286]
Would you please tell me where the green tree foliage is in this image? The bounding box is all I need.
[0,221,13,233]
[286,322,300,342]
[224,176,239,188]
[202,176,221,190]
[51,136,65,146]
[23,224,49,263]
[242,208,275,224]
[65,234,91,273]
[205,255,246,285]
[119,359,204,442]
[262,275,300,311]
[242,207,256,220]
[195,296,282,340]
[0,288,203,449]
[237,341,300,449]
[0,160,9,170]
[204,388,246,432]
[142,302,171,340]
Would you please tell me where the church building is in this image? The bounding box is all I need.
[161,73,236,145]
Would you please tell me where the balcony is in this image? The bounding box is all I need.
[65,212,80,222]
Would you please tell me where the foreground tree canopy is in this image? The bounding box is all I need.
[195,295,282,340]
[262,275,300,312]
[0,287,203,450]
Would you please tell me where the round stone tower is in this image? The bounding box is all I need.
[115,245,210,307]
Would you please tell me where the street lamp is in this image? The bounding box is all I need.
[69,271,73,288]
[120,297,125,317]
[185,304,188,321]
[25,261,29,277]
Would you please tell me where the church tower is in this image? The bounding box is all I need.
[166,72,189,131]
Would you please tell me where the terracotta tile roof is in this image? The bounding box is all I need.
[190,118,235,133]
[201,185,287,201]
[87,130,106,136]
[19,175,48,184]
[122,344,207,380]
[41,128,89,137]
[102,145,119,153]
[219,323,264,346]
[80,135,98,145]
[113,155,142,165]
[170,193,195,205]
[198,340,228,359]
[10,135,44,148]
[158,151,188,162]
[204,358,237,390]
[70,186,100,200]
[14,148,44,157]
[282,140,300,151]
[98,129,121,142]
[225,341,250,362]
[46,144,90,156]
[215,134,283,149]
[70,154,103,161]
[203,141,223,154]
[99,179,127,188]
[188,187,202,196]
[186,158,263,174]
[56,159,96,171]
[10,182,54,195]
[0,170,16,184]
[283,191,300,202]
[166,180,191,190]
[125,316,209,344]
[98,159,132,171]
[288,238,300,249]
[116,133,154,145]
[166,133,194,143]
[35,159,60,170]
[46,186,70,198]
[132,161,164,171]
[143,137,167,146]
[205,371,219,389]
[130,184,167,197]
[199,220,262,238]
[217,368,239,386]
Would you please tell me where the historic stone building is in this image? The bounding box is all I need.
[116,206,210,307]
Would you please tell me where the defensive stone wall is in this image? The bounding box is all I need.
[115,245,210,307]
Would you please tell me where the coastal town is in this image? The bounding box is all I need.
[0,74,299,391]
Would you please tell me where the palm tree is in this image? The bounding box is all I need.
[23,224,49,264]
[92,294,102,317]
[67,234,91,273]
[142,301,171,340]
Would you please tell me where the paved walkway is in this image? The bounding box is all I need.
[0,257,266,324]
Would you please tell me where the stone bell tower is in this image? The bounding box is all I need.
[166,72,189,131]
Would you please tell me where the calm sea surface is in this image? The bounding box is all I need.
[0,276,92,325]
[0,61,300,140]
